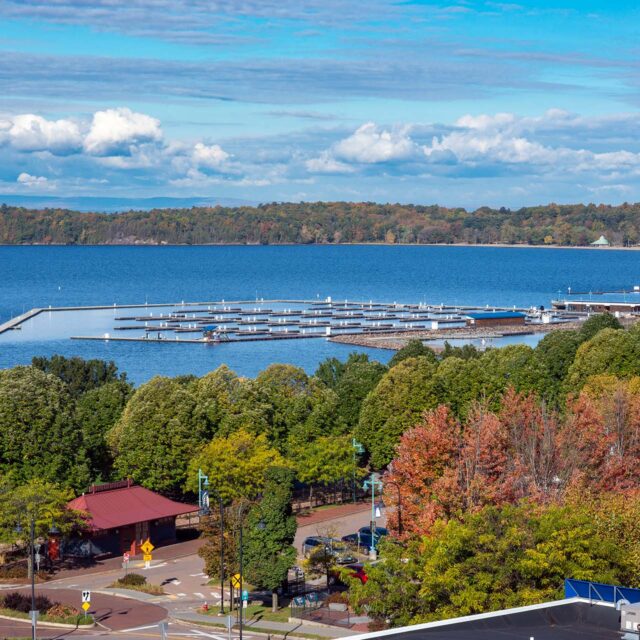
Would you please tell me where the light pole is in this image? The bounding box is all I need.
[362,473,383,560]
[198,470,226,615]
[236,506,263,640]
[351,439,364,503]
[17,514,58,640]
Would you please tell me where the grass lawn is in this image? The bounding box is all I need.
[200,603,291,623]
[0,606,94,626]
[107,579,165,595]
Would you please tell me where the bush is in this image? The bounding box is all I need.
[326,591,349,604]
[118,572,147,586]
[46,603,80,618]
[1,591,54,613]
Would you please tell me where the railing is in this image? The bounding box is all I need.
[565,579,640,605]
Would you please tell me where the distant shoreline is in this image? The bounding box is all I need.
[0,241,635,250]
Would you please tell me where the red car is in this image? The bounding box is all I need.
[329,563,368,585]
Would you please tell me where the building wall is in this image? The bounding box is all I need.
[466,316,526,327]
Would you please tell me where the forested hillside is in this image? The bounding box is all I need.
[1,201,639,245]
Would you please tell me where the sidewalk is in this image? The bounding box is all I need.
[174,610,362,638]
[47,537,205,581]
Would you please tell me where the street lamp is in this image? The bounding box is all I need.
[236,505,264,640]
[362,473,383,560]
[198,470,226,616]
[351,439,365,503]
[17,514,58,640]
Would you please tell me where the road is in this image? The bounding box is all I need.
[0,503,383,639]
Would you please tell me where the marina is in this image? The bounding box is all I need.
[0,297,586,346]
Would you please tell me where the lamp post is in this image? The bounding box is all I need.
[362,473,383,560]
[236,505,262,640]
[351,439,364,503]
[17,514,58,640]
[198,470,226,615]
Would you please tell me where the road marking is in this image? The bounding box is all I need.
[171,579,182,585]
[188,630,227,639]
[190,572,205,577]
[194,591,205,599]
[177,592,187,596]
[123,623,161,631]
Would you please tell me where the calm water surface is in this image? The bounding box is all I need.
[1,245,638,383]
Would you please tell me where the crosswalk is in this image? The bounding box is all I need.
[167,591,222,601]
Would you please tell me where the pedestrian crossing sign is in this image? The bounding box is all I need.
[140,539,154,555]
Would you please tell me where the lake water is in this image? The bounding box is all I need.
[1,245,639,383]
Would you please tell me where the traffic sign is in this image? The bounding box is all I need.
[231,573,241,589]
[81,601,91,612]
[81,590,91,603]
[143,553,153,562]
[241,590,249,602]
[123,552,130,563]
[140,539,154,555]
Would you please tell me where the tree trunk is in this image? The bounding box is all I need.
[271,589,278,613]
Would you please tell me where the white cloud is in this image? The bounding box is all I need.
[17,172,50,187]
[192,142,229,169]
[333,122,417,163]
[84,107,162,156]
[0,114,82,155]
[305,150,354,174]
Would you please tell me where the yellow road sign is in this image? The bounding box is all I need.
[81,601,91,612]
[143,553,152,562]
[231,573,242,589]
[140,539,155,555]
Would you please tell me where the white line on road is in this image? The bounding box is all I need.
[123,623,162,631]
[193,591,205,598]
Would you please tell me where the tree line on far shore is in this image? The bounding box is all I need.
[1,201,639,245]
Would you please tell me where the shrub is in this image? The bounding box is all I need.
[46,603,80,618]
[326,591,349,604]
[1,591,54,613]
[118,572,147,586]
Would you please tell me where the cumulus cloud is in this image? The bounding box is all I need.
[305,151,354,174]
[0,114,82,155]
[192,142,230,169]
[333,122,417,163]
[83,108,162,156]
[17,172,49,185]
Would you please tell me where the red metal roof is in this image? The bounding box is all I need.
[68,484,197,531]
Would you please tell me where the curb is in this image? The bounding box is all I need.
[0,612,96,629]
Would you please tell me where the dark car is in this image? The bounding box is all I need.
[342,532,378,552]
[358,526,388,537]
[302,537,356,564]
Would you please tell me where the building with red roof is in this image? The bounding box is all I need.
[67,479,198,556]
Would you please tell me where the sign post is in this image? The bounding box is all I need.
[140,539,154,568]
[122,551,130,575]
[225,614,234,640]
[81,590,91,622]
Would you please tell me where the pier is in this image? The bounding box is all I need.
[0,296,591,346]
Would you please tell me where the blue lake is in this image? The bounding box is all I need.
[1,245,639,383]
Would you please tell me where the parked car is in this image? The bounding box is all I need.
[329,562,368,586]
[342,532,379,552]
[302,537,356,563]
[358,526,388,537]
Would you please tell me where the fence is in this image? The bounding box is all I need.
[565,579,640,605]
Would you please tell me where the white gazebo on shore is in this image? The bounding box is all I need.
[591,235,610,246]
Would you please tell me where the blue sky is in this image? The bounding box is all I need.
[1,0,639,207]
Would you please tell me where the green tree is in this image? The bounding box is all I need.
[388,340,437,368]
[244,467,297,610]
[566,328,640,390]
[0,366,89,490]
[108,376,207,494]
[75,380,132,482]
[31,355,128,398]
[579,313,622,342]
[535,330,581,387]
[0,478,86,578]
[431,356,485,418]
[333,357,387,429]
[254,364,338,447]
[291,434,363,489]
[356,356,438,468]
[186,430,285,502]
